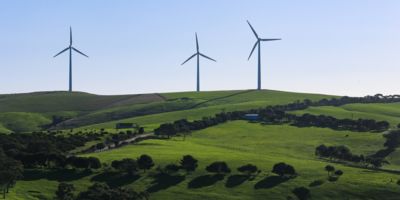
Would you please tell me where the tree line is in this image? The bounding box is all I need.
[0,132,104,199]
[154,95,393,138]
[315,144,389,169]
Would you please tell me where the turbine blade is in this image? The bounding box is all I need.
[260,38,281,41]
[200,53,216,62]
[195,33,199,52]
[53,47,69,57]
[72,47,89,57]
[181,53,197,65]
[247,20,258,38]
[70,27,72,46]
[248,41,258,60]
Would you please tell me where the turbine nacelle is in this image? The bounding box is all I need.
[181,33,216,65]
[247,20,281,60]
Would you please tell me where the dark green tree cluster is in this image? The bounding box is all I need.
[292,114,389,132]
[111,154,154,175]
[0,132,101,168]
[316,144,389,168]
[55,182,148,200]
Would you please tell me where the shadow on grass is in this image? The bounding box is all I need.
[328,176,339,182]
[23,169,92,182]
[91,171,141,188]
[254,176,290,189]
[146,173,185,193]
[225,174,249,188]
[309,179,324,187]
[188,174,225,189]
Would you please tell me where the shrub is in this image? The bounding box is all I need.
[206,161,231,174]
[272,162,296,177]
[325,165,335,176]
[237,164,258,175]
[180,155,198,173]
[334,170,343,176]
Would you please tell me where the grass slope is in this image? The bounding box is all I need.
[0,91,164,113]
[290,103,400,127]
[0,91,165,132]
[0,112,51,133]
[83,90,335,131]
[10,121,400,200]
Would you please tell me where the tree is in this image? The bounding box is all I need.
[0,154,23,199]
[206,161,231,174]
[154,123,177,138]
[88,157,102,169]
[111,158,138,176]
[55,182,75,200]
[325,165,335,177]
[137,154,154,172]
[179,155,198,173]
[334,170,343,176]
[367,157,389,168]
[237,164,258,176]
[138,127,144,134]
[272,162,296,177]
[292,187,311,200]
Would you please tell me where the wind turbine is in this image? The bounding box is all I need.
[247,20,281,90]
[181,33,216,92]
[54,27,88,92]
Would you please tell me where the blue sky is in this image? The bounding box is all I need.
[1,0,399,96]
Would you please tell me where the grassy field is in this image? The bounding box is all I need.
[0,112,51,133]
[9,121,400,200]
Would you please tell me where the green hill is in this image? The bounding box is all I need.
[3,90,400,200]
[0,90,334,132]
[10,121,400,200]
[0,91,165,132]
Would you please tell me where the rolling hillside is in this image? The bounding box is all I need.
[0,91,165,133]
[0,90,333,133]
[2,90,400,200]
[9,121,400,200]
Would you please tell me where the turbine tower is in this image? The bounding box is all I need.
[181,33,216,92]
[247,20,281,90]
[54,27,88,92]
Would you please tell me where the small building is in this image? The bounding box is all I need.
[115,123,137,129]
[244,114,260,121]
